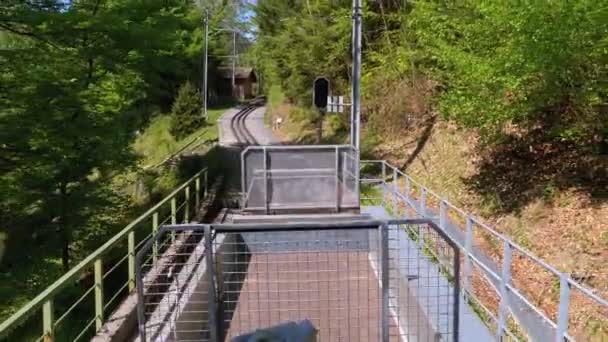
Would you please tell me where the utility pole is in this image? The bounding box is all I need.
[231,30,236,97]
[351,0,362,150]
[202,9,209,119]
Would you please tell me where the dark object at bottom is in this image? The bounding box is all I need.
[231,320,317,342]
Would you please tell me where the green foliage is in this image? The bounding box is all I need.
[251,0,353,105]
[170,82,204,139]
[253,1,607,146]
[0,0,218,320]
[134,105,228,168]
[268,85,285,111]
[407,2,606,142]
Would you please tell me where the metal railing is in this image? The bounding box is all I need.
[136,219,461,342]
[360,160,608,341]
[241,145,360,213]
[0,169,208,342]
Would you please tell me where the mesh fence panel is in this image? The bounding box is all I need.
[215,228,383,341]
[136,222,461,342]
[387,223,460,341]
[242,146,359,212]
[136,230,211,342]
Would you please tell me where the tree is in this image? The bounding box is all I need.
[0,0,202,270]
[170,81,204,139]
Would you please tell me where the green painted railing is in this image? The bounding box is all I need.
[0,168,208,341]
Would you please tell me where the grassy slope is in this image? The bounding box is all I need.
[134,107,227,167]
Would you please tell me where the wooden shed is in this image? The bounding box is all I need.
[217,66,257,100]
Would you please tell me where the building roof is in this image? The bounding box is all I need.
[217,67,256,81]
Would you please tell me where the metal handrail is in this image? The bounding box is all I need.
[361,159,608,341]
[0,168,208,341]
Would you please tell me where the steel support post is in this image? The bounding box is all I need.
[263,147,268,214]
[381,162,387,207]
[404,177,411,218]
[440,200,447,230]
[94,259,104,331]
[170,197,176,242]
[463,216,474,298]
[420,187,427,218]
[241,152,246,208]
[392,168,398,216]
[335,146,340,212]
[195,176,201,209]
[152,212,159,262]
[128,231,135,291]
[381,223,390,342]
[496,241,512,340]
[184,185,190,223]
[42,300,54,342]
[204,226,219,342]
[555,274,571,341]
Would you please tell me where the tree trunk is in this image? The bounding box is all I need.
[59,182,70,272]
[62,242,70,272]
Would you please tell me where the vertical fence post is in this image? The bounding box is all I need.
[152,212,159,262]
[392,168,398,217]
[170,197,177,242]
[204,225,219,342]
[355,150,360,206]
[241,151,246,209]
[203,170,208,200]
[453,245,461,342]
[335,146,340,212]
[438,200,450,267]
[439,200,447,229]
[94,259,104,331]
[171,197,177,225]
[404,177,411,219]
[42,299,54,342]
[195,175,201,210]
[381,162,387,207]
[381,223,390,342]
[463,216,474,298]
[263,146,268,214]
[128,231,135,291]
[342,151,347,204]
[420,187,427,218]
[555,273,571,342]
[184,185,190,223]
[496,241,512,340]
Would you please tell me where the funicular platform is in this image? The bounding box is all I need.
[135,217,471,342]
[134,146,490,342]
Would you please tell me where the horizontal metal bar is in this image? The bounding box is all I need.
[506,284,558,329]
[567,279,608,307]
[162,220,383,233]
[243,144,352,152]
[251,168,336,175]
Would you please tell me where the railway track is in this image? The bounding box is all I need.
[230,99,263,145]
